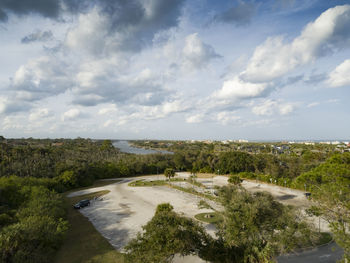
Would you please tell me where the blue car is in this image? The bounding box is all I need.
[74,199,90,209]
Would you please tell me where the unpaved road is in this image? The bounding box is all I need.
[277,242,343,263]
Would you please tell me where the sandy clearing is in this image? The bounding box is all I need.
[197,176,308,207]
[70,176,215,251]
[68,174,330,263]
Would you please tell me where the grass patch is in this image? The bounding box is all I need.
[195,212,223,225]
[198,200,212,209]
[170,185,218,201]
[188,177,205,188]
[128,178,186,187]
[128,179,168,187]
[54,190,124,263]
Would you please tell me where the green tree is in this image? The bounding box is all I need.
[216,185,316,262]
[100,140,113,151]
[164,168,175,181]
[309,182,350,262]
[0,215,68,263]
[58,170,78,188]
[228,175,243,185]
[125,203,212,263]
[216,151,255,174]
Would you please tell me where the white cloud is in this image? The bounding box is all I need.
[182,33,220,69]
[307,102,320,108]
[186,114,204,123]
[279,104,294,115]
[242,5,350,83]
[328,59,350,87]
[98,105,118,115]
[62,109,81,121]
[216,111,240,125]
[208,5,350,112]
[64,0,185,56]
[29,108,50,121]
[103,119,114,128]
[252,100,295,116]
[12,56,72,101]
[0,96,6,114]
[65,8,111,56]
[214,76,270,101]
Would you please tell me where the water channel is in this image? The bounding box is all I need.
[113,140,173,155]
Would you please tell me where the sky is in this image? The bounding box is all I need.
[0,0,350,140]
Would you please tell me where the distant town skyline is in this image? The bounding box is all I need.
[1,0,350,140]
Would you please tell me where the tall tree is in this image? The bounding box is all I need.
[125,203,212,263]
[164,168,175,181]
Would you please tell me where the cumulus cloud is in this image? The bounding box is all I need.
[182,33,220,69]
[252,100,295,116]
[29,108,51,121]
[65,0,185,55]
[98,105,118,115]
[216,111,241,125]
[186,114,204,123]
[0,96,31,114]
[73,61,170,107]
[213,1,257,26]
[12,56,73,101]
[328,59,350,87]
[62,108,82,121]
[214,76,271,101]
[21,30,53,44]
[242,4,350,83]
[209,5,350,110]
[0,0,61,22]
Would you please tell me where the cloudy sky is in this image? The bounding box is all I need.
[1,0,350,140]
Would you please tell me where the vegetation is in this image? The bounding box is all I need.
[197,199,212,209]
[299,153,350,262]
[228,174,243,185]
[164,168,175,181]
[0,176,68,263]
[194,212,222,225]
[215,185,319,262]
[125,203,212,263]
[128,179,168,187]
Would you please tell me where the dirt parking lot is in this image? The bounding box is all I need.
[68,174,330,262]
[68,176,214,250]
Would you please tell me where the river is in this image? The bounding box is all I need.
[112,140,173,155]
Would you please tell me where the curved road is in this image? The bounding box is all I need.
[277,242,343,263]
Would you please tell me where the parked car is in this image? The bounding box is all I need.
[74,199,90,209]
